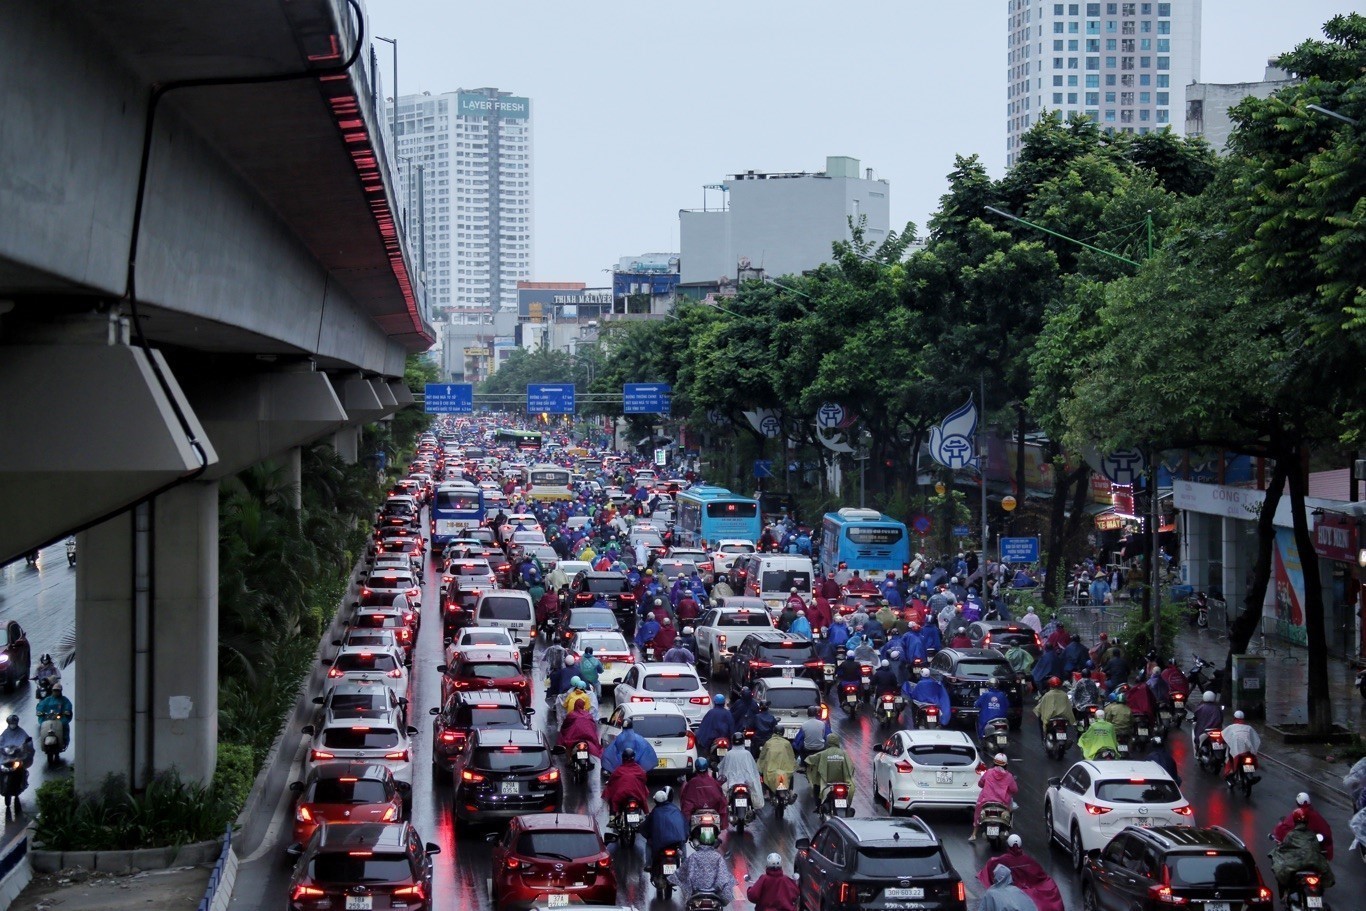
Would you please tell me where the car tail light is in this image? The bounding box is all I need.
[381,806,398,821]
[384,750,409,761]
[310,749,334,761]
[1173,804,1194,816]
[505,856,524,871]
[327,667,344,678]
[975,761,987,774]
[819,704,829,720]
[590,854,611,869]
[388,668,403,679]
[392,884,426,900]
[689,696,710,705]
[1147,884,1189,905]
[440,731,461,743]
[630,695,653,703]
[361,588,373,598]
[804,660,824,668]
[686,730,696,750]
[750,660,772,669]
[462,769,485,783]
[838,882,853,904]
[537,768,560,783]
[1084,802,1113,815]
[291,885,327,900]
[1251,885,1273,904]
[955,882,966,902]
[296,805,314,822]
[895,760,914,774]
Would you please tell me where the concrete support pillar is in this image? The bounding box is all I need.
[1183,512,1208,588]
[284,446,303,511]
[330,425,360,464]
[75,482,218,791]
[1222,516,1244,620]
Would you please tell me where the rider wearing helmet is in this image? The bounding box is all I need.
[747,853,800,911]
[679,757,728,829]
[1190,690,1224,748]
[1033,675,1076,739]
[973,677,1010,740]
[1077,707,1120,760]
[793,704,831,755]
[805,732,855,800]
[678,815,736,905]
[1270,807,1335,897]
[696,693,735,755]
[33,654,60,689]
[0,715,33,768]
[602,746,650,815]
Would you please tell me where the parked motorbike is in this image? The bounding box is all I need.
[728,783,755,833]
[1187,654,1224,694]
[876,692,903,729]
[1188,592,1209,628]
[650,843,684,898]
[0,746,26,820]
[65,537,76,567]
[1044,717,1071,761]
[982,718,1009,756]
[1227,752,1261,798]
[979,801,1013,850]
[1196,728,1227,774]
[817,782,854,820]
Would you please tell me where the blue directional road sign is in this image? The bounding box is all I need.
[1000,536,1041,563]
[753,459,774,479]
[527,383,576,414]
[953,525,971,537]
[623,383,672,414]
[424,383,473,414]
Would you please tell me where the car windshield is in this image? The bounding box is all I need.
[478,598,530,620]
[381,502,413,516]
[954,660,1011,680]
[631,533,664,547]
[327,692,390,716]
[353,614,402,629]
[310,778,392,804]
[755,642,814,663]
[569,611,617,630]
[435,490,481,510]
[458,663,521,680]
[720,612,771,628]
[1094,780,1182,803]
[762,687,820,710]
[1166,855,1256,888]
[334,653,399,673]
[472,746,550,772]
[345,633,395,649]
[643,674,700,693]
[761,571,811,593]
[630,715,688,738]
[516,831,601,859]
[310,854,412,884]
[368,574,413,587]
[460,631,511,646]
[584,577,628,594]
[856,847,947,877]
[578,636,628,654]
[721,544,754,554]
[467,706,526,728]
[907,743,978,767]
[319,728,401,750]
[452,562,492,577]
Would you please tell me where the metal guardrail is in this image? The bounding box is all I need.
[196,825,235,911]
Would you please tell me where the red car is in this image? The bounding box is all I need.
[437,647,530,707]
[289,762,403,847]
[490,813,617,910]
[287,821,438,911]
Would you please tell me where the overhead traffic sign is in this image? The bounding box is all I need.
[623,383,672,414]
[424,383,473,414]
[952,525,971,537]
[527,383,575,414]
[753,459,774,479]
[1000,536,1041,563]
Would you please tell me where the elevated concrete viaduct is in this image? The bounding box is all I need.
[0,0,431,788]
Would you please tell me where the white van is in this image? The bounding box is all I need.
[473,590,536,663]
[744,554,815,609]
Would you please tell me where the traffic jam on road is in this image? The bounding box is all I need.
[270,419,1359,911]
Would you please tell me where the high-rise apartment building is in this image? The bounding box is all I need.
[1006,1,1202,167]
[389,87,533,316]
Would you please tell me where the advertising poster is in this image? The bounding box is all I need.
[1272,527,1307,645]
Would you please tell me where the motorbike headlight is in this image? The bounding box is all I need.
[0,655,9,664]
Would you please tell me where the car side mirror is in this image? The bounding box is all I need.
[603,832,617,845]
[429,706,440,716]
[286,843,304,858]
[425,842,441,855]
[289,781,304,793]
[407,726,419,737]
[301,725,315,737]
[795,837,811,852]
[398,696,408,706]
[436,664,448,674]
[872,744,884,754]
[524,708,535,716]
[331,639,342,647]
[1048,777,1061,789]
[552,745,566,755]
[311,696,324,705]
[483,832,501,843]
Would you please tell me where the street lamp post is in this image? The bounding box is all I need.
[375,36,398,153]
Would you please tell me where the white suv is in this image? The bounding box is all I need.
[301,718,419,810]
[1045,759,1194,870]
[612,662,711,727]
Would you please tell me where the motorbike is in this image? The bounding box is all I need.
[685,892,729,911]
[568,740,593,783]
[912,701,944,730]
[1282,870,1328,911]
[821,661,836,687]
[643,644,657,662]
[708,736,732,765]
[1196,728,1227,774]
[839,681,861,717]
[979,801,1013,850]
[818,782,854,820]
[1156,701,1174,734]
[1169,691,1188,729]
[1075,704,1099,734]
[65,538,76,567]
[689,811,722,846]
[875,692,903,729]
[727,783,755,833]
[0,746,26,820]
[33,676,56,701]
[23,551,38,568]
[38,712,67,764]
[613,796,647,845]
[982,718,1009,756]
[1044,717,1071,761]
[859,665,874,702]
[767,777,797,818]
[1187,654,1224,695]
[1132,713,1154,744]
[1227,752,1261,798]
[1188,592,1209,628]
[650,843,684,898]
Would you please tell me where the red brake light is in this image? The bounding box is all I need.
[384,750,409,761]
[296,805,314,822]
[327,667,343,678]
[292,885,326,900]
[1084,803,1113,815]
[1173,804,1194,816]
[1208,730,1223,742]
[537,768,560,783]
[689,696,710,705]
[832,783,848,797]
[1147,884,1189,905]
[955,882,966,902]
[895,760,914,773]
[630,695,653,703]
[392,885,426,900]
[461,769,485,783]
[310,749,334,761]
[440,731,461,743]
[686,730,696,750]
[749,660,772,669]
[1304,875,1319,887]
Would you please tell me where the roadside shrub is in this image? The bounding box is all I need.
[34,772,236,851]
[211,742,255,815]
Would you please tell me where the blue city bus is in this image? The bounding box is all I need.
[820,508,910,580]
[430,482,485,553]
[675,486,762,548]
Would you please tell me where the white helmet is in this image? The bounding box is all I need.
[653,789,670,804]
[1006,834,1022,848]
[1233,710,1245,720]
[1095,708,1106,720]
[766,853,782,869]
[1202,691,1216,703]
[880,659,890,668]
[1296,792,1311,806]
[919,667,931,679]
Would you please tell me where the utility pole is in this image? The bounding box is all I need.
[1149,447,1162,654]
[980,374,989,569]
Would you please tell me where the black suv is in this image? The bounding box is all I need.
[286,821,439,911]
[450,728,563,826]
[569,571,639,629]
[729,631,820,694]
[795,816,966,911]
[1080,826,1273,911]
[927,647,1023,729]
[429,690,532,781]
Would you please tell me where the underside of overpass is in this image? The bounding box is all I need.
[0,0,432,789]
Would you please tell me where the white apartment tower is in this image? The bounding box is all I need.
[1006,1,1201,167]
[389,87,533,315]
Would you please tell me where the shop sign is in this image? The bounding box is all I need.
[1095,513,1125,531]
[1312,514,1359,562]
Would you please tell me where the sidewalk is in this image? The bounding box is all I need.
[1057,604,1366,806]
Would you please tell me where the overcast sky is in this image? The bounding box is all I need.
[367,1,1350,283]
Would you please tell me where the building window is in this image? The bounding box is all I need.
[1067,92,1078,103]
[1158,20,1170,34]
[1087,56,1100,70]
[1054,57,1064,68]
[1139,91,1151,103]
[1054,21,1065,33]
[1156,74,1169,87]
[1087,20,1099,33]
[1106,20,1117,32]
[1156,55,1169,69]
[1106,56,1116,67]
[1106,37,1117,49]
[1087,2,1100,13]
[1068,57,1079,68]
[1105,109,1116,121]
[1087,38,1100,51]
[1139,109,1150,121]
[1068,75,1079,85]
[1157,2,1170,14]
[1054,39,1064,50]
[1105,91,1116,103]
[1054,75,1064,85]
[1053,92,1064,104]
[1155,91,1167,104]
[1086,91,1099,104]
[1157,109,1169,123]
[1156,38,1168,51]
[1140,56,1151,67]
[1086,74,1100,87]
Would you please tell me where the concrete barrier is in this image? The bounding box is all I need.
[0,826,31,910]
[197,826,237,911]
[30,836,220,874]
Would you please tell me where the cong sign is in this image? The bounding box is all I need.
[424,383,473,414]
[999,536,1041,563]
[527,384,575,414]
[623,383,672,414]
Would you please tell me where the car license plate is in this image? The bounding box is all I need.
[658,758,669,768]
[735,797,748,808]
[345,898,373,911]
[834,798,848,808]
[935,770,953,784]
[781,666,795,678]
[547,895,569,908]
[663,863,677,875]
[885,888,924,899]
[500,781,520,795]
[986,825,1000,836]
[603,661,613,669]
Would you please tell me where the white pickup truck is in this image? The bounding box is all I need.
[692,598,776,678]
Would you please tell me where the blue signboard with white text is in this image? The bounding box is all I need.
[424,383,473,414]
[527,384,576,414]
[623,383,672,414]
[1000,536,1041,564]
